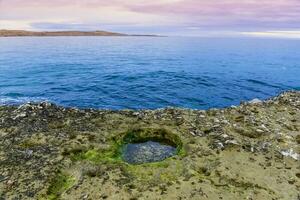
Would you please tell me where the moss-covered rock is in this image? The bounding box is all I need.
[43,172,75,200]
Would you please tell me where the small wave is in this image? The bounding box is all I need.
[246,79,282,89]
[293,87,300,90]
[3,92,25,98]
[0,96,48,105]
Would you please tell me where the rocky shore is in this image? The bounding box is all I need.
[0,91,299,200]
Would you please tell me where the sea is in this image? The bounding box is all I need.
[0,36,299,110]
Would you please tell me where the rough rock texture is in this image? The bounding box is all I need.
[0,91,299,200]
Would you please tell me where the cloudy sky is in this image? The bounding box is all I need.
[0,0,300,37]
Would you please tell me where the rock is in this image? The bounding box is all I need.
[5,180,14,190]
[280,149,300,160]
[81,194,89,199]
[0,175,8,182]
[235,127,264,138]
[248,98,263,104]
[24,149,33,158]
[296,135,300,144]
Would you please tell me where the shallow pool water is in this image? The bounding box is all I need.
[122,141,177,164]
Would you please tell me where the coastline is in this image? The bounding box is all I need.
[0,91,299,199]
[0,30,160,37]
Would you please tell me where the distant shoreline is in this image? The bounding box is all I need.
[0,30,160,37]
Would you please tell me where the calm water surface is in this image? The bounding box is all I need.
[122,141,177,164]
[0,37,299,109]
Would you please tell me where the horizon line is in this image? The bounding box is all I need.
[1,29,300,39]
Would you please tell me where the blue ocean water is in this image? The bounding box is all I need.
[0,36,299,109]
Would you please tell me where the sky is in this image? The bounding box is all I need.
[1,0,300,37]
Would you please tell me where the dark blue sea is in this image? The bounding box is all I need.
[0,37,299,109]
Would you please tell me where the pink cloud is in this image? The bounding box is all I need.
[126,0,300,20]
[1,0,300,18]
[1,0,300,32]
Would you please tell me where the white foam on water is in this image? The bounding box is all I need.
[0,96,47,105]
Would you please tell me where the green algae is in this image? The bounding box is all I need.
[69,128,185,165]
[43,172,75,200]
[64,128,187,189]
[71,148,122,163]
[126,159,184,185]
[121,128,183,148]
[19,138,43,148]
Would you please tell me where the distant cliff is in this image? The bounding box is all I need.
[0,30,134,37]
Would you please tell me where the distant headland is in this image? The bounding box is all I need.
[0,30,159,37]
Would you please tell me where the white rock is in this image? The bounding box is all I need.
[249,98,263,104]
[280,149,300,160]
